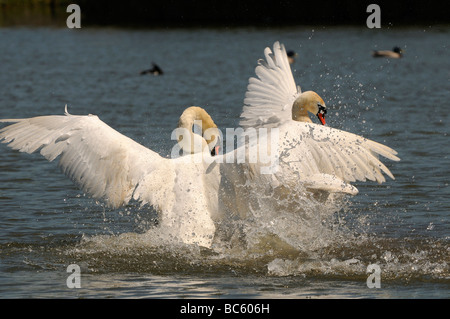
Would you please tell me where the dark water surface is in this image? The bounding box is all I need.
[0,26,448,298]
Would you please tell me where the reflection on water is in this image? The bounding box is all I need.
[0,26,449,298]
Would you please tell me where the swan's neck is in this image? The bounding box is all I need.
[178,106,217,133]
[292,99,312,123]
[177,106,219,154]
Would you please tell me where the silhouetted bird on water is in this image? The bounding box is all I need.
[140,63,163,75]
[372,47,403,59]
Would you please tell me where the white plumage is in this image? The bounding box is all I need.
[1,107,162,208]
[0,42,400,248]
[241,42,301,129]
[239,41,399,195]
[275,123,399,194]
[0,106,219,247]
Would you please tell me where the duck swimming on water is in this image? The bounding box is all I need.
[372,46,403,58]
[140,63,164,75]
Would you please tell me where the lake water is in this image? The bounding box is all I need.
[0,26,448,300]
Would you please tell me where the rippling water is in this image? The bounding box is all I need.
[0,26,448,299]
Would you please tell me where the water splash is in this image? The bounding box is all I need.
[57,178,448,283]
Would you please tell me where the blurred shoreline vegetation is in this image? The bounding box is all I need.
[0,0,72,26]
[0,0,448,28]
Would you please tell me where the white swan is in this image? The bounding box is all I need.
[0,42,400,249]
[0,106,221,248]
[238,41,400,196]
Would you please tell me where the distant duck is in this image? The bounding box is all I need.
[286,50,298,64]
[372,46,403,58]
[140,63,163,75]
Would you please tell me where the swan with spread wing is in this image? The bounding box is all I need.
[0,106,221,247]
[238,41,400,197]
[0,41,399,248]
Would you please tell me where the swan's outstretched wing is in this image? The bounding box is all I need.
[278,122,400,185]
[240,41,300,129]
[0,108,166,208]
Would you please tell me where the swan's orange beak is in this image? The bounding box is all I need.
[211,145,220,156]
[317,104,327,125]
[317,113,326,125]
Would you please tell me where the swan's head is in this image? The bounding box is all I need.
[177,106,221,156]
[292,91,327,125]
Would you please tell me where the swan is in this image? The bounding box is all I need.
[0,42,400,249]
[0,106,221,247]
[238,41,400,197]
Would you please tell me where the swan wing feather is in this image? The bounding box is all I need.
[240,41,300,129]
[0,111,165,208]
[279,122,400,184]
